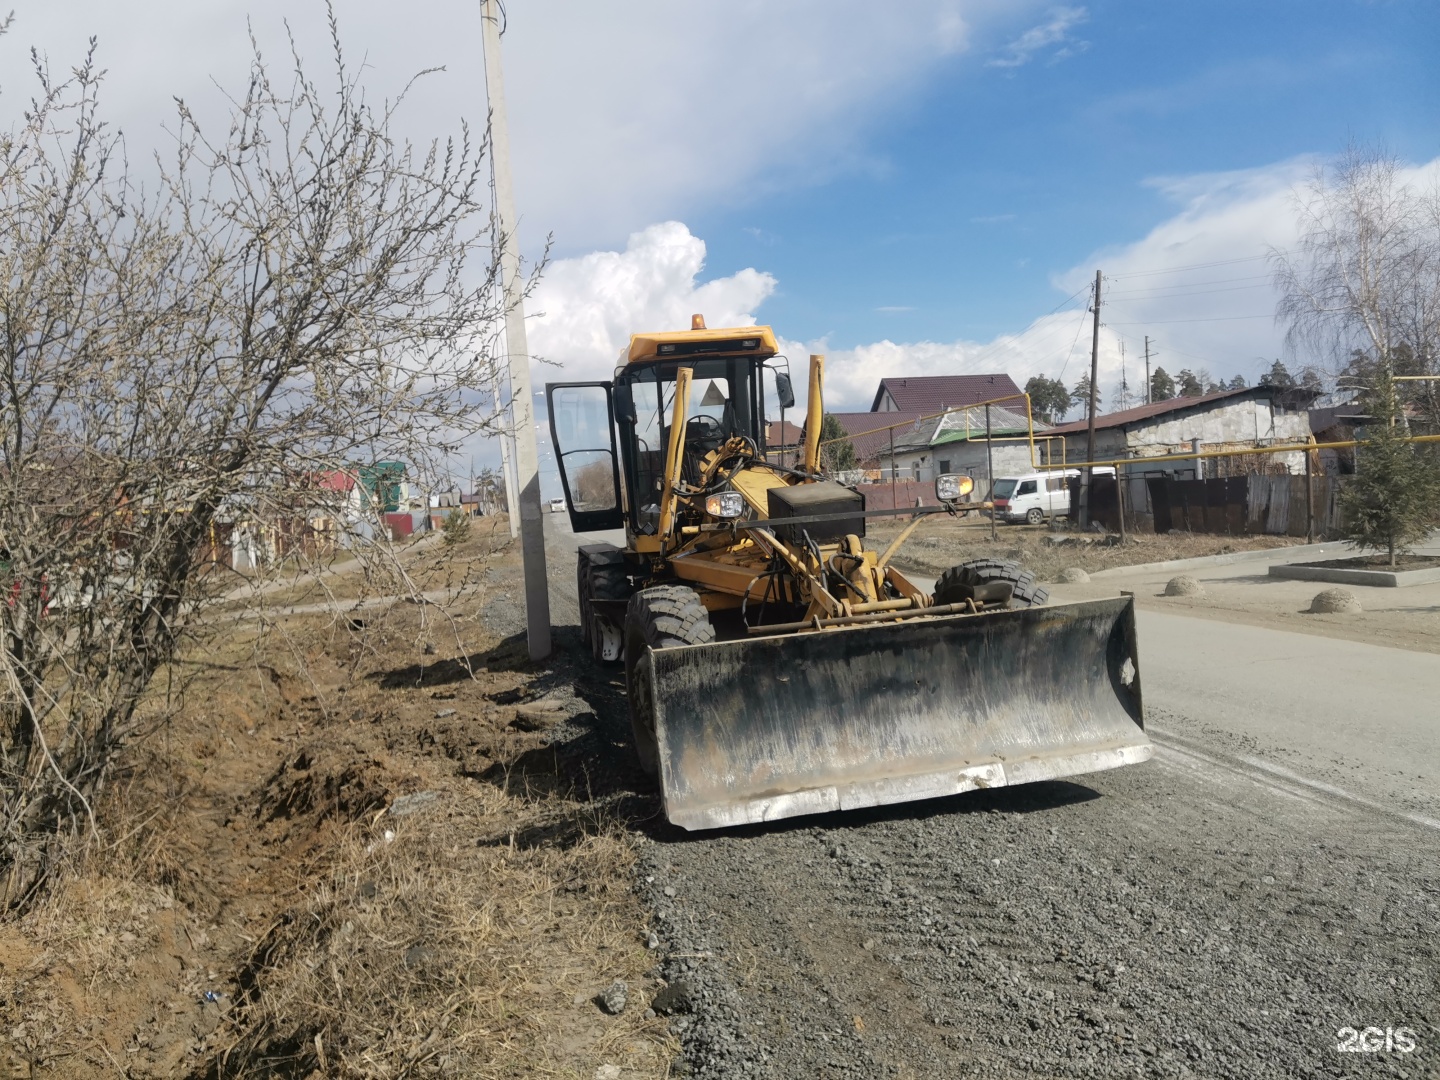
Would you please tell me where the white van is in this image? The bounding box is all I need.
[990,468,1114,525]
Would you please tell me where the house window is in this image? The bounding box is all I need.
[938,459,951,473]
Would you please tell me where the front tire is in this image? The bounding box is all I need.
[623,586,715,778]
[1025,507,1045,526]
[934,558,1049,609]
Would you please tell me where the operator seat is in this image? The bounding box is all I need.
[681,414,726,486]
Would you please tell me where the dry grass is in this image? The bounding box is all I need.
[211,788,675,1079]
[0,533,676,1079]
[871,516,1305,581]
[214,516,512,612]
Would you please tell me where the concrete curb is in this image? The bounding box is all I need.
[1086,541,1357,579]
[1269,563,1440,588]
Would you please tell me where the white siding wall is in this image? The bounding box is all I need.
[1060,398,1312,475]
[880,441,1035,486]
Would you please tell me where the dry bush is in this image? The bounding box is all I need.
[1,8,529,909]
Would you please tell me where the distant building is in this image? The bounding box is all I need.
[819,412,926,468]
[1043,385,1318,478]
[871,374,1023,414]
[877,404,1048,486]
[764,419,804,467]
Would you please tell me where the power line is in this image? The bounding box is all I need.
[1106,313,1275,325]
[926,286,1092,381]
[1105,282,1275,302]
[1107,251,1288,279]
[1108,271,1273,291]
[1057,304,1091,382]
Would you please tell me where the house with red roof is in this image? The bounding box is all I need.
[871,374,1023,414]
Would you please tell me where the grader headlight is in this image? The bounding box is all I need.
[704,491,745,518]
[935,473,974,502]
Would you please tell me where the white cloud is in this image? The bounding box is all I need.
[526,222,1120,418]
[807,310,1126,412]
[1054,154,1440,397]
[528,222,777,382]
[2,1,1046,254]
[522,151,1440,427]
[987,6,1088,69]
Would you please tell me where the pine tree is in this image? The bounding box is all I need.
[818,413,857,473]
[1340,375,1440,566]
[1260,360,1296,388]
[1024,375,1071,423]
[1175,369,1204,397]
[1070,375,1101,419]
[1149,367,1175,402]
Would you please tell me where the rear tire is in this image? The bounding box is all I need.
[934,558,1049,609]
[576,555,593,647]
[577,549,629,660]
[588,564,630,664]
[1025,507,1045,526]
[623,586,715,779]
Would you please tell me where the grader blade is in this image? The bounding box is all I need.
[644,597,1149,830]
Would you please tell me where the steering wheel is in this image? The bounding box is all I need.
[684,414,724,444]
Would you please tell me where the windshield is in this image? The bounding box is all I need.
[991,479,1018,499]
[616,357,768,531]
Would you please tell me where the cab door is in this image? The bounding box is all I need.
[545,382,625,533]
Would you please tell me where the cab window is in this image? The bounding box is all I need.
[1016,479,1038,496]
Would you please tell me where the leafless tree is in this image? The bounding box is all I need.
[0,14,522,908]
[1272,147,1440,418]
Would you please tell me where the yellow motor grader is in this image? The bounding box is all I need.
[547,317,1150,830]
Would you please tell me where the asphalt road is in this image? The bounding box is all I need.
[540,516,1440,1079]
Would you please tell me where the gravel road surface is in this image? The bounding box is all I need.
[538,517,1440,1079]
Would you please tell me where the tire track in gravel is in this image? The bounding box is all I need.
[641,745,1440,1079]
[540,523,1439,1078]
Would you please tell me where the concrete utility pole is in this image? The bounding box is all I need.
[480,0,551,659]
[491,375,520,538]
[1080,269,1101,528]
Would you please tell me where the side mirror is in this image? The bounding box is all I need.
[613,383,636,423]
[775,371,796,410]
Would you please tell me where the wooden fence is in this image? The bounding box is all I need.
[1072,474,1347,538]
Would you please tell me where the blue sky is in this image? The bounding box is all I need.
[5,0,1437,488]
[684,1,1437,353]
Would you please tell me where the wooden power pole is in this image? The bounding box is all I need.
[1080,270,1101,527]
[480,0,551,660]
[1143,335,1153,405]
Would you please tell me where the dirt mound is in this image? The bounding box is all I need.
[257,747,392,825]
